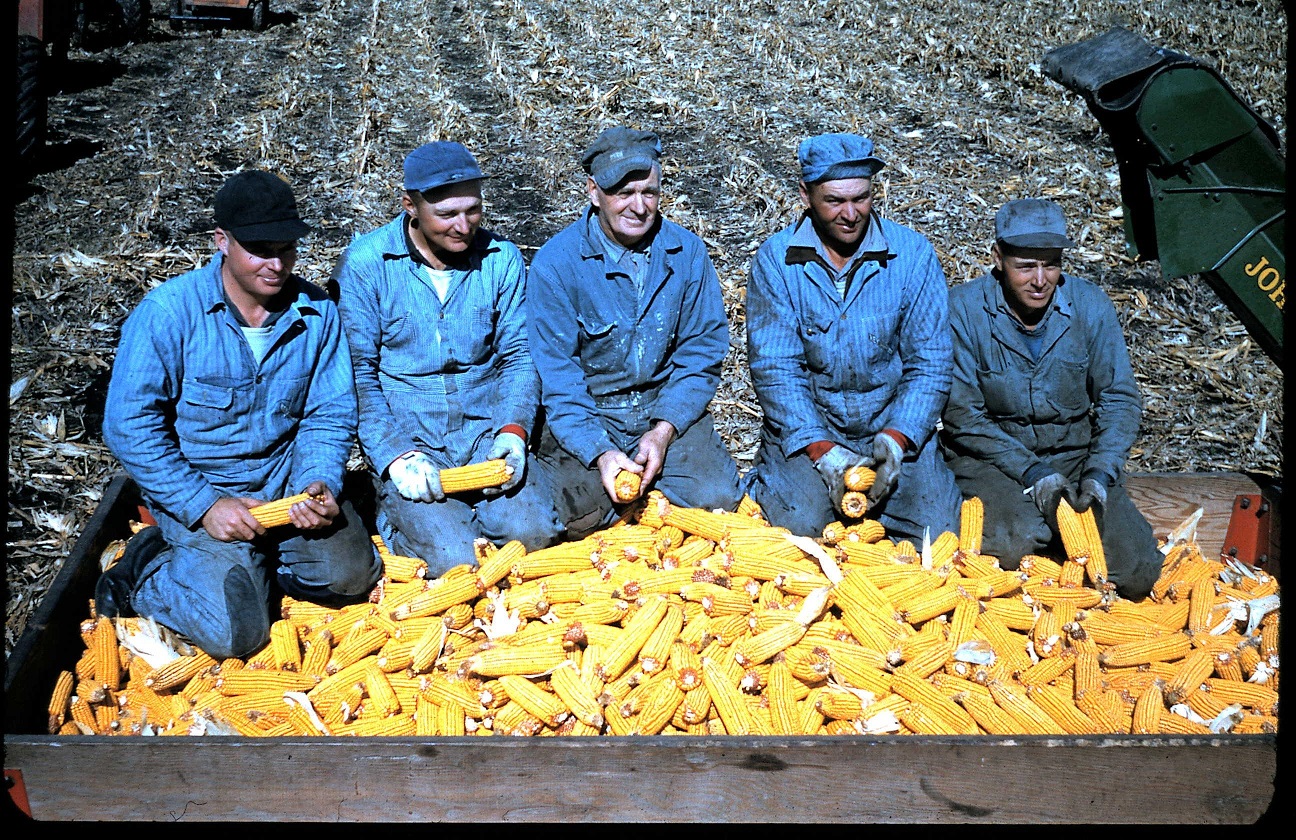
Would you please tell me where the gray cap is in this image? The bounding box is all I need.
[995,199,1077,249]
[404,141,486,193]
[798,133,885,184]
[582,126,662,190]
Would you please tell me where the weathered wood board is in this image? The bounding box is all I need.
[3,472,1280,823]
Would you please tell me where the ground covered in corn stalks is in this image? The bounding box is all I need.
[6,0,1286,658]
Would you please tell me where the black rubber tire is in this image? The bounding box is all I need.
[17,35,46,172]
[250,0,269,31]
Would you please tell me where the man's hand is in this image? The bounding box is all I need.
[484,432,527,495]
[1073,477,1108,522]
[389,450,444,503]
[865,432,905,504]
[1029,471,1074,532]
[633,421,677,488]
[287,481,340,531]
[812,444,867,513]
[202,496,268,542]
[597,449,642,503]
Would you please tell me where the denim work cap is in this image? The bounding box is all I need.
[213,170,311,242]
[404,141,487,193]
[995,198,1078,249]
[798,133,886,184]
[582,126,662,190]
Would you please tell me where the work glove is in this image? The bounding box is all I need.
[813,444,868,513]
[1029,471,1073,532]
[484,432,527,495]
[1073,477,1108,526]
[865,432,905,505]
[389,451,444,503]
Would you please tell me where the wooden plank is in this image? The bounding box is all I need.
[1125,471,1271,559]
[2,734,1276,823]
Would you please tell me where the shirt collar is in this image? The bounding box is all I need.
[584,208,655,264]
[400,217,498,269]
[785,211,893,271]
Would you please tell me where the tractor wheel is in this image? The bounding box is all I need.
[250,0,269,31]
[17,35,46,172]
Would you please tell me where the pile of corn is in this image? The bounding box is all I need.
[48,491,1279,738]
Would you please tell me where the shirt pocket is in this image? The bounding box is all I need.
[577,314,623,374]
[177,378,241,443]
[799,313,837,374]
[1043,357,1091,414]
[270,374,310,421]
[444,306,495,368]
[978,367,1023,417]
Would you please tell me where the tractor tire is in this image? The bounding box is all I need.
[250,0,269,32]
[17,35,46,172]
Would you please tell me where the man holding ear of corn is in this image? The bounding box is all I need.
[98,170,383,660]
[527,126,743,536]
[744,133,962,541]
[941,198,1160,599]
[331,142,565,575]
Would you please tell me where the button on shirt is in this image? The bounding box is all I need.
[589,212,652,299]
[103,254,358,529]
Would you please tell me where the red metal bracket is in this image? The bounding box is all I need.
[5,768,33,819]
[1220,493,1272,570]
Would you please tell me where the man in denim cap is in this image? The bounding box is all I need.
[527,125,742,535]
[941,198,1160,598]
[331,141,564,575]
[744,133,962,541]
[98,169,382,659]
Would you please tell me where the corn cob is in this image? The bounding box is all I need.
[247,492,326,529]
[613,469,643,502]
[462,641,569,678]
[439,459,512,494]
[91,617,121,691]
[957,497,984,555]
[1098,632,1193,668]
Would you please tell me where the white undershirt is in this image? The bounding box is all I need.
[241,325,275,363]
[424,265,453,302]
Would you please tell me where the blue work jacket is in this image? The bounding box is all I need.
[942,271,1143,486]
[746,213,953,456]
[103,254,357,529]
[527,209,729,467]
[332,217,538,474]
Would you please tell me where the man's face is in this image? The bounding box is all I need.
[993,243,1064,325]
[403,181,484,262]
[800,177,873,252]
[589,166,661,249]
[215,228,297,300]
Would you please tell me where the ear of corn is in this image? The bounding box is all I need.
[613,469,643,502]
[247,492,326,529]
[440,459,513,494]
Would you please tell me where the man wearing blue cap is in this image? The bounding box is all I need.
[98,169,382,659]
[331,141,564,574]
[527,125,743,534]
[744,133,962,541]
[941,198,1160,599]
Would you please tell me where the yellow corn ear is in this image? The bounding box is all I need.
[475,539,526,590]
[439,459,512,494]
[247,492,324,529]
[844,465,876,492]
[634,676,686,735]
[891,672,978,735]
[497,674,569,728]
[637,602,685,674]
[701,656,752,735]
[1202,678,1279,715]
[47,669,75,734]
[1025,683,1102,735]
[91,617,121,691]
[463,642,569,679]
[1130,682,1166,734]
[1163,647,1216,705]
[953,689,1019,735]
[145,651,218,692]
[840,492,869,519]
[390,567,481,620]
[215,669,318,696]
[986,679,1062,735]
[1098,632,1193,668]
[269,619,302,672]
[957,497,984,554]
[613,469,643,502]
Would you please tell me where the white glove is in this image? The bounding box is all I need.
[812,444,868,513]
[485,432,526,494]
[389,451,444,503]
[865,432,905,504]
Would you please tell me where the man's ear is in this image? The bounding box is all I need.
[798,181,811,209]
[990,241,1004,272]
[400,191,418,218]
[214,228,230,256]
[587,176,602,209]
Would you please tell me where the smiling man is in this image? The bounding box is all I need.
[527,126,742,536]
[98,170,381,659]
[744,133,961,541]
[331,141,564,575]
[941,198,1161,599]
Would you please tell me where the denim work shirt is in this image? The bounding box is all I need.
[103,254,358,530]
[941,271,1143,486]
[746,213,953,457]
[332,218,538,474]
[527,209,729,467]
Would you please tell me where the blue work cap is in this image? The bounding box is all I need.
[798,133,886,184]
[995,199,1077,249]
[404,141,487,193]
[582,126,662,191]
